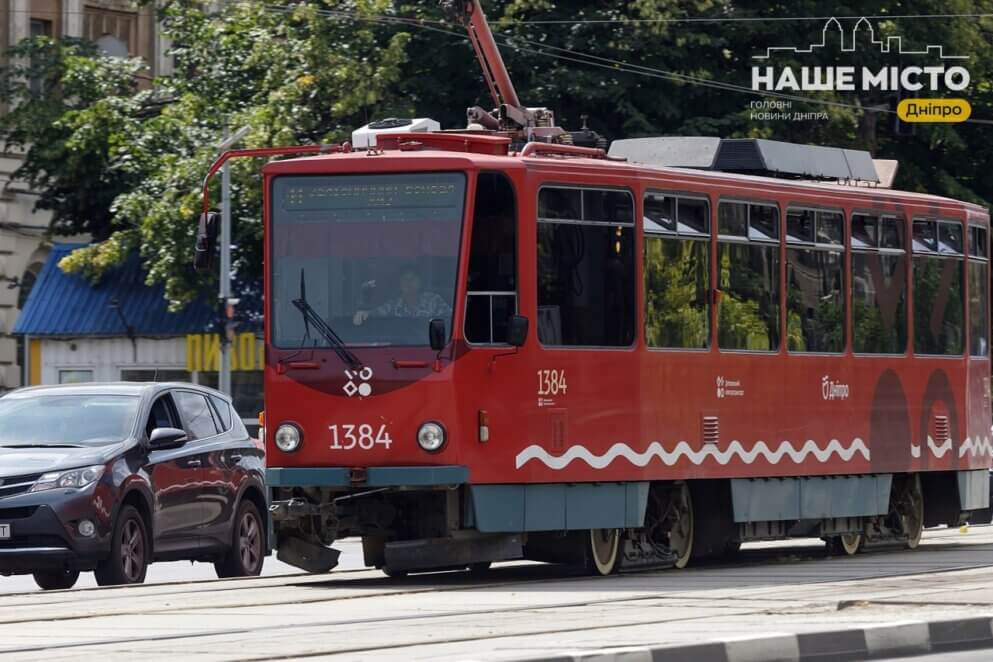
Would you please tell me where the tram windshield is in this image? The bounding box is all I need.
[270,172,466,347]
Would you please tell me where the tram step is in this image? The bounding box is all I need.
[277,536,341,573]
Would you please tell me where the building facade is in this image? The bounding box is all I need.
[0,0,172,392]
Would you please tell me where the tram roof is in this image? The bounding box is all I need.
[264,143,989,223]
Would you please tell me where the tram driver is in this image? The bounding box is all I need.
[352,265,451,325]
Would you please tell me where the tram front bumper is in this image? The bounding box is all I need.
[266,465,469,488]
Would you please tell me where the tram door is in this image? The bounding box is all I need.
[462,171,521,475]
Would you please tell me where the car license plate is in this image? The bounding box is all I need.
[0,524,9,539]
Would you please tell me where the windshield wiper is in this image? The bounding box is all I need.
[292,269,362,370]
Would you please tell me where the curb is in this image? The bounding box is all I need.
[519,616,993,662]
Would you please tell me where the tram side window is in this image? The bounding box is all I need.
[852,214,907,354]
[968,225,989,357]
[644,192,710,349]
[537,186,635,347]
[913,218,964,355]
[717,201,780,351]
[465,172,517,344]
[785,208,845,353]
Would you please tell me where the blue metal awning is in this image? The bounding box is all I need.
[13,244,215,337]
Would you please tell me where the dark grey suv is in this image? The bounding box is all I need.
[0,382,267,589]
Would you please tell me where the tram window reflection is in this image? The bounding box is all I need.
[852,252,907,354]
[913,256,964,355]
[644,191,710,349]
[717,243,780,351]
[537,186,635,347]
[786,248,845,353]
[969,259,988,357]
[465,172,517,345]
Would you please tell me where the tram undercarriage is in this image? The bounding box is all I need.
[268,470,986,576]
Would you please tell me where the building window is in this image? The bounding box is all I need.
[537,186,635,347]
[717,201,780,351]
[644,192,710,349]
[852,215,907,354]
[912,218,964,355]
[59,370,94,384]
[465,172,517,345]
[84,7,137,57]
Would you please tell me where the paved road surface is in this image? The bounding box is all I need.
[0,526,989,660]
[0,539,365,593]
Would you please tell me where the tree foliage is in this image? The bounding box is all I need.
[0,0,991,310]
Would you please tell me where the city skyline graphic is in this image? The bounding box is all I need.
[752,17,969,61]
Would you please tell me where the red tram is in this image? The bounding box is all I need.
[198,2,992,575]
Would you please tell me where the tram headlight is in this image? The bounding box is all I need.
[417,421,446,453]
[274,423,302,452]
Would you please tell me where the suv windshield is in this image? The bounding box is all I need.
[271,172,466,347]
[0,394,140,446]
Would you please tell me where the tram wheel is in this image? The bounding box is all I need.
[664,482,694,568]
[828,532,863,556]
[586,529,620,576]
[897,475,924,550]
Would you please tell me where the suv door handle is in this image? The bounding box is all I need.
[188,459,202,467]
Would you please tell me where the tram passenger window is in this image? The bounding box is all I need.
[968,225,988,357]
[718,202,747,237]
[644,194,676,232]
[852,214,878,248]
[880,217,904,249]
[717,243,779,351]
[786,249,845,353]
[537,186,635,347]
[749,204,779,240]
[465,172,517,344]
[969,260,988,356]
[969,226,988,258]
[719,201,778,240]
[644,192,710,349]
[816,211,844,246]
[852,215,907,355]
[912,219,964,355]
[787,209,814,243]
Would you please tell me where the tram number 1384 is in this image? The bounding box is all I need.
[537,369,568,396]
[329,424,393,450]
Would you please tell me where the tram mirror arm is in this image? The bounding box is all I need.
[507,315,529,347]
[429,318,447,352]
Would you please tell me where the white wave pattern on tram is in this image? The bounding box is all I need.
[958,436,993,458]
[515,438,870,470]
[910,436,955,459]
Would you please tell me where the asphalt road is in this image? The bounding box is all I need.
[0,525,989,660]
[0,539,366,593]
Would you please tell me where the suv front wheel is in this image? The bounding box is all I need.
[215,500,265,578]
[95,505,149,586]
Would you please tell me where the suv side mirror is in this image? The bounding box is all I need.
[507,315,529,347]
[429,318,447,351]
[149,427,188,450]
[193,212,218,273]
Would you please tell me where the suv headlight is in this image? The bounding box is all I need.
[30,465,105,493]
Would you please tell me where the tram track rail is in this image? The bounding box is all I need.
[0,529,988,625]
[1,530,991,659]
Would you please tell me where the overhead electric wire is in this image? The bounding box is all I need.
[265,4,993,126]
